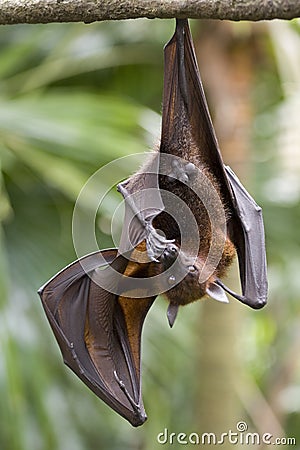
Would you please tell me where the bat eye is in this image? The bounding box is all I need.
[168,275,176,285]
[168,245,178,256]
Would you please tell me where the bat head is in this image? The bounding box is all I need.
[160,242,233,327]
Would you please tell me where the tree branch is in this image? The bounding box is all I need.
[0,0,299,25]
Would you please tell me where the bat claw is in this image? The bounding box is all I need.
[168,159,197,185]
[146,224,174,261]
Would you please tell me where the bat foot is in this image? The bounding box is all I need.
[168,158,197,184]
[146,223,174,261]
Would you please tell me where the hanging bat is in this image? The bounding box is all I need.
[38,19,268,427]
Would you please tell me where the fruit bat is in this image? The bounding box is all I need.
[38,19,268,427]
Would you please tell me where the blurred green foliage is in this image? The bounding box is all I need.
[0,17,300,450]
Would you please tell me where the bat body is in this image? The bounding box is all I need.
[117,19,267,324]
[39,19,268,427]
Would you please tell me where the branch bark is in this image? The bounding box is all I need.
[1,0,299,25]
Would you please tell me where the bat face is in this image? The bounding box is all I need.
[38,19,268,427]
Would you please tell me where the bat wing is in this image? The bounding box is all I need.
[219,167,268,308]
[38,249,155,427]
[117,19,221,262]
[161,19,267,308]
[161,19,225,179]
[117,155,172,261]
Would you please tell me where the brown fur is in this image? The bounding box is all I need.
[122,144,236,307]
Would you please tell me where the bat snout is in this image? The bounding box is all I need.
[160,243,179,269]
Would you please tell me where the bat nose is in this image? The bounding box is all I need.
[161,244,179,268]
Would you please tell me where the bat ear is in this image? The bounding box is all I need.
[167,302,179,328]
[206,282,229,304]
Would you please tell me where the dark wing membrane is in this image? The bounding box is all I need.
[225,167,268,308]
[161,19,228,184]
[117,155,169,259]
[162,19,268,308]
[38,249,154,426]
